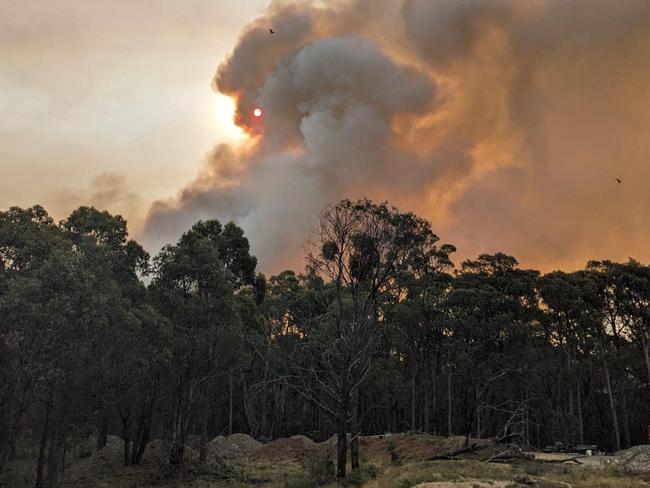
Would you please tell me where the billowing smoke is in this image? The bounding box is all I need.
[142,0,650,273]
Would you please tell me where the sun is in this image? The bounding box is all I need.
[253,107,263,118]
[212,94,246,141]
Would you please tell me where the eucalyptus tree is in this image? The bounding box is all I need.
[538,270,603,445]
[586,260,650,449]
[150,219,256,464]
[303,199,454,478]
[61,207,170,465]
[0,206,68,479]
[446,253,540,442]
[384,235,455,433]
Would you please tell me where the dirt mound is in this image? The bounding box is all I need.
[438,436,471,453]
[291,434,316,446]
[141,438,170,465]
[64,435,125,484]
[365,433,494,462]
[253,436,324,465]
[317,434,495,463]
[77,435,124,472]
[210,433,262,458]
[186,434,201,449]
[616,445,650,474]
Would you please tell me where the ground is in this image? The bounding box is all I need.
[3,434,649,488]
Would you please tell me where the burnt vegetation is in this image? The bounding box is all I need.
[1,199,649,486]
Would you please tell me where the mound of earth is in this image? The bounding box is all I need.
[210,433,262,458]
[71,435,124,474]
[353,433,494,462]
[63,435,129,486]
[141,439,171,465]
[291,434,316,446]
[253,436,324,465]
[616,445,650,474]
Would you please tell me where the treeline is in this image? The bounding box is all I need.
[1,199,649,484]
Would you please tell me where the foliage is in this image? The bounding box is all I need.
[1,199,650,487]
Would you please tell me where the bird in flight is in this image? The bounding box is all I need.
[616,178,622,184]
[270,28,275,34]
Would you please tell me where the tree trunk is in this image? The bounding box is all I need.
[228,372,234,436]
[131,389,156,465]
[642,334,650,386]
[46,422,62,488]
[603,361,621,452]
[96,416,108,450]
[169,392,185,465]
[411,366,417,431]
[428,358,438,435]
[34,401,52,488]
[447,368,453,436]
[337,385,350,479]
[1,381,30,475]
[337,427,347,479]
[576,382,584,444]
[423,378,430,434]
[120,409,132,467]
[200,393,209,464]
[621,394,631,449]
[350,389,360,471]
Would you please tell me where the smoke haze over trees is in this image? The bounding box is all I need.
[141,0,650,274]
[2,200,650,485]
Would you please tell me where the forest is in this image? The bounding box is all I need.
[1,199,649,487]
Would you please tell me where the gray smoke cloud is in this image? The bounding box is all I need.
[142,0,650,272]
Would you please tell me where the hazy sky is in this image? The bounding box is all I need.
[3,1,650,274]
[1,0,269,229]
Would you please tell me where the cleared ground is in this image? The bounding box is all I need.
[3,434,649,488]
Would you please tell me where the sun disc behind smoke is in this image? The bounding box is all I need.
[214,94,246,141]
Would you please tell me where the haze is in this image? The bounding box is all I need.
[1,0,268,229]
[3,0,650,273]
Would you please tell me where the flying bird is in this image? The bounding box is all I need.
[269,28,275,34]
[616,178,622,184]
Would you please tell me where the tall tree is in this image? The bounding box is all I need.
[150,219,255,464]
[303,199,454,478]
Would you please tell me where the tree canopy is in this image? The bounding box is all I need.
[1,200,649,486]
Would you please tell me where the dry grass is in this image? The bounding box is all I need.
[4,435,649,488]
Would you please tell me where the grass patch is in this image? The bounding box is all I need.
[540,465,650,488]
[361,460,513,488]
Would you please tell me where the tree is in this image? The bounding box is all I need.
[302,199,454,478]
[447,254,539,443]
[150,219,255,465]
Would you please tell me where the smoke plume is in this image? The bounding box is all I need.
[142,0,650,272]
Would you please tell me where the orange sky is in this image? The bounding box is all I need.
[3,1,650,274]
